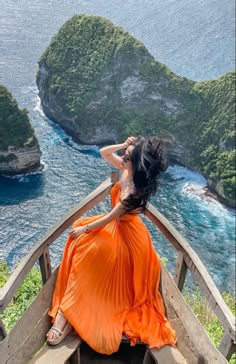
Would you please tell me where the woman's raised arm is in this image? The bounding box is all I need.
[99,137,136,169]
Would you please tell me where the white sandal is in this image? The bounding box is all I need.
[47,310,73,346]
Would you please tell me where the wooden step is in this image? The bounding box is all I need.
[147,346,187,364]
[122,334,187,364]
[29,331,82,364]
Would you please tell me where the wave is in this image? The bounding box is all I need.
[167,165,207,185]
[1,168,43,180]
[33,96,46,117]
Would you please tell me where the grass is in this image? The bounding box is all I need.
[0,262,42,332]
[185,289,236,363]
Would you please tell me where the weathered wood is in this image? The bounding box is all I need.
[184,253,236,343]
[29,333,82,364]
[149,346,187,364]
[143,349,154,364]
[161,265,227,363]
[0,171,234,363]
[0,319,6,341]
[0,268,58,363]
[0,320,7,341]
[145,204,235,342]
[163,294,204,363]
[169,317,199,363]
[0,176,114,312]
[174,251,188,291]
[69,345,81,364]
[39,247,52,284]
[218,331,236,361]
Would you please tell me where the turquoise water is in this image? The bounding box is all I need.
[0,0,235,293]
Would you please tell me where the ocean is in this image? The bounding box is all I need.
[0,0,235,293]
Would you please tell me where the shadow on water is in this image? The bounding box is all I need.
[0,172,45,205]
[46,118,101,158]
[67,141,101,158]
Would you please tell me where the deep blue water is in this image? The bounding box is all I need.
[0,0,235,294]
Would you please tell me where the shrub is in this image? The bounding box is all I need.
[0,262,42,332]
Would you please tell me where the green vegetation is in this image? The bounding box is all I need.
[0,261,235,362]
[194,72,236,204]
[185,289,236,363]
[37,14,149,131]
[0,85,36,151]
[37,15,235,206]
[0,262,42,332]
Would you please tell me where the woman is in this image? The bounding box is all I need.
[46,136,177,354]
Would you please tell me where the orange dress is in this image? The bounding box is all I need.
[48,182,176,354]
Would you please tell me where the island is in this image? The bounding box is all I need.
[0,85,42,175]
[37,14,235,207]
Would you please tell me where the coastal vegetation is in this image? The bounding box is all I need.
[193,72,236,205]
[0,84,41,175]
[0,85,36,151]
[37,14,235,206]
[0,262,235,362]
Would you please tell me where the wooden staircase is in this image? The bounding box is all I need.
[0,172,235,363]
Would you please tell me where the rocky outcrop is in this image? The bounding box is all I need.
[37,15,198,150]
[0,85,42,175]
[37,15,235,207]
[0,144,42,175]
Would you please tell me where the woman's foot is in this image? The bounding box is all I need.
[47,310,72,345]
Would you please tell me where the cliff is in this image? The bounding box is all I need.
[36,14,235,207]
[0,85,42,175]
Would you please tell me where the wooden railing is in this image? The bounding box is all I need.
[0,173,116,312]
[0,172,235,361]
[144,205,235,361]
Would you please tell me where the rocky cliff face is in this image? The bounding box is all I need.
[36,15,235,207]
[0,142,42,175]
[0,85,42,175]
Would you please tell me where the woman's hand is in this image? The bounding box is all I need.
[69,226,86,239]
[123,136,137,148]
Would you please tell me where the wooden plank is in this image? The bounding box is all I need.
[145,204,235,342]
[169,317,198,364]
[143,349,154,364]
[163,294,178,321]
[0,319,6,341]
[123,316,188,363]
[149,346,187,364]
[0,269,58,363]
[218,331,236,361]
[0,176,114,312]
[161,265,228,363]
[164,289,213,364]
[184,253,235,344]
[69,346,81,364]
[29,333,82,364]
[39,247,52,284]
[174,251,187,291]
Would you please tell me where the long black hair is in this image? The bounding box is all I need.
[121,136,168,213]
